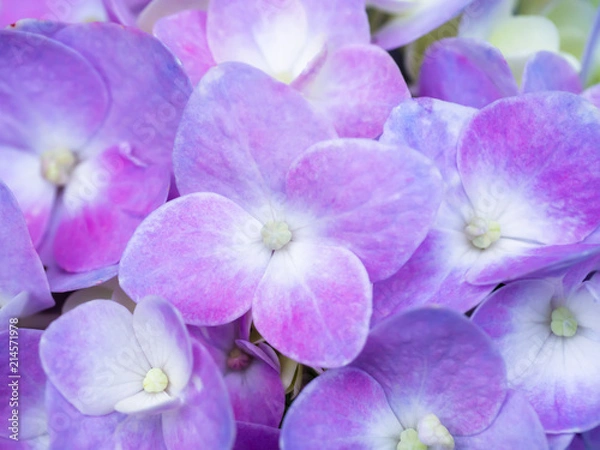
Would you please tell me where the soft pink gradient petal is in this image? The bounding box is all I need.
[120,193,271,326]
[153,9,215,85]
[522,51,582,94]
[40,301,149,416]
[419,38,518,108]
[174,62,335,216]
[454,390,548,449]
[114,414,166,450]
[582,83,600,108]
[286,138,443,281]
[253,242,371,368]
[354,308,507,436]
[137,0,208,32]
[458,93,600,283]
[295,45,409,138]
[373,0,476,50]
[53,142,170,272]
[280,367,402,449]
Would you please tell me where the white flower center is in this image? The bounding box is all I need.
[261,220,292,250]
[143,367,169,393]
[41,148,77,186]
[465,217,501,249]
[397,414,454,450]
[551,306,578,337]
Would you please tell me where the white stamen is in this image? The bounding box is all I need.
[261,220,292,250]
[41,148,77,186]
[465,216,501,249]
[417,414,454,449]
[143,367,169,393]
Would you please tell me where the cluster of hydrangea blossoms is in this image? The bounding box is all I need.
[119,62,444,368]
[151,0,407,138]
[372,92,600,323]
[0,22,190,292]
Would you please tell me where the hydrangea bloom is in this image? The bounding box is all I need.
[152,0,407,138]
[472,256,600,433]
[0,182,53,320]
[280,307,548,449]
[40,296,235,449]
[373,92,600,322]
[0,23,191,291]
[103,0,207,31]
[120,62,444,367]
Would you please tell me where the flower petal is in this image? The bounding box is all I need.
[521,51,582,94]
[286,138,443,281]
[253,241,371,368]
[120,193,270,326]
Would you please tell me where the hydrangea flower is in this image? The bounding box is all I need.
[367,0,475,49]
[152,0,408,138]
[0,329,47,448]
[0,23,191,291]
[280,307,548,449]
[0,182,54,320]
[119,63,444,367]
[39,296,235,449]
[373,92,600,322]
[471,256,600,433]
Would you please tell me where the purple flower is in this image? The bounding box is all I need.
[472,257,600,433]
[280,307,548,449]
[39,296,235,449]
[119,63,444,367]
[373,92,600,323]
[0,23,191,291]
[152,0,408,138]
[0,182,53,320]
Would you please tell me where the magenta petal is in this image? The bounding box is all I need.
[153,10,215,85]
[162,342,235,450]
[0,182,53,318]
[120,193,271,326]
[286,139,443,281]
[419,38,518,108]
[46,263,119,293]
[281,367,401,449]
[253,242,371,368]
[582,83,600,109]
[454,390,548,449]
[295,45,409,138]
[52,142,170,272]
[521,51,582,95]
[40,301,148,415]
[174,63,335,214]
[458,93,600,250]
[354,308,507,436]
